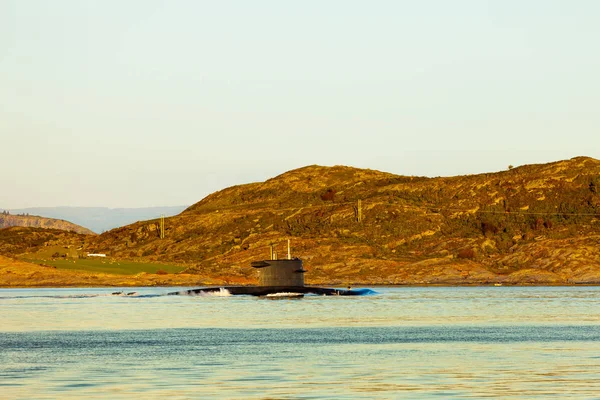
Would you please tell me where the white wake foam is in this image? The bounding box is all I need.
[265,292,304,298]
[198,288,232,297]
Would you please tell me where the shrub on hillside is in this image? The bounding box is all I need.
[457,248,475,259]
[320,189,336,202]
[481,222,499,236]
[522,231,535,241]
[531,217,545,231]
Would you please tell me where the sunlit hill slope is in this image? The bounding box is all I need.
[86,156,600,285]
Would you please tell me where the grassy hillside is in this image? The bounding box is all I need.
[0,227,189,282]
[22,253,185,275]
[0,255,219,287]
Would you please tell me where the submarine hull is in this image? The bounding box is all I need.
[169,286,374,296]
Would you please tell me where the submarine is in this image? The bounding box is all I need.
[169,241,374,297]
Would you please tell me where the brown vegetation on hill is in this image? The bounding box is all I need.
[2,157,600,286]
[84,157,600,285]
[0,227,90,256]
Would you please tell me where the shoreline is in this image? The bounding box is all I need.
[3,255,600,289]
[2,282,600,289]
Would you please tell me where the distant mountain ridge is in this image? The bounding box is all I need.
[3,206,187,234]
[0,213,95,235]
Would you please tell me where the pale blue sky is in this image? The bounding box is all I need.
[1,0,599,208]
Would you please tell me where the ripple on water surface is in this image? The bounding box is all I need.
[1,286,600,398]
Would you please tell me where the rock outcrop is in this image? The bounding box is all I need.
[0,214,95,235]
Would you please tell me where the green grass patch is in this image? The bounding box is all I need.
[21,256,185,275]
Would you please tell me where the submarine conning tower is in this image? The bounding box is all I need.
[169,238,374,296]
[250,240,306,287]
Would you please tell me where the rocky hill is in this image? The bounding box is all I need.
[0,227,91,257]
[81,156,600,285]
[0,214,95,235]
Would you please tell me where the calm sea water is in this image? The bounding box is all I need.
[1,286,600,399]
